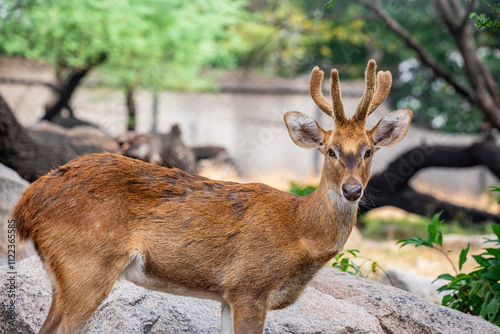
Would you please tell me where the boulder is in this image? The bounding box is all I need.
[379,267,446,303]
[1,256,499,334]
[0,163,34,260]
[311,269,499,334]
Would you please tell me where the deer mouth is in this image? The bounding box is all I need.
[341,183,362,201]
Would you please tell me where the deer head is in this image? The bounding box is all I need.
[284,60,412,202]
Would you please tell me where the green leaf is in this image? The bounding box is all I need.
[480,293,499,320]
[340,258,349,271]
[459,243,470,271]
[334,253,344,261]
[347,249,360,257]
[469,280,484,296]
[397,237,433,248]
[436,273,454,281]
[492,224,500,239]
[326,1,336,9]
[442,294,455,306]
[428,212,444,246]
[486,248,500,257]
[481,271,500,281]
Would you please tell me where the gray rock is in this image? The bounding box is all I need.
[1,257,499,334]
[379,267,446,303]
[311,268,500,334]
[0,163,34,260]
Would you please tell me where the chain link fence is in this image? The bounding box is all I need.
[0,56,496,197]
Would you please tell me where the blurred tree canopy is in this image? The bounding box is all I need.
[0,0,246,91]
[1,0,499,134]
[236,0,500,133]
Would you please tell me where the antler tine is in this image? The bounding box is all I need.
[330,69,346,124]
[310,66,333,117]
[353,59,377,122]
[367,71,392,116]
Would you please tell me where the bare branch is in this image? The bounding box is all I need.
[435,0,500,127]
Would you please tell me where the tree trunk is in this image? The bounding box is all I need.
[361,139,500,223]
[0,95,111,182]
[356,0,500,129]
[126,86,136,132]
[43,53,107,128]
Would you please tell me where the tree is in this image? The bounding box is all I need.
[355,0,500,131]
[344,0,500,222]
[237,0,499,222]
[0,0,246,128]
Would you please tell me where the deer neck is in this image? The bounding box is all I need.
[296,176,358,260]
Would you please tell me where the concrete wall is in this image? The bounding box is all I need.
[0,57,497,195]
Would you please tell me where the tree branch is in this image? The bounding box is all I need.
[362,139,500,224]
[435,0,500,128]
[361,184,500,224]
[355,0,477,104]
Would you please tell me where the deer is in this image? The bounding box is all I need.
[12,59,412,334]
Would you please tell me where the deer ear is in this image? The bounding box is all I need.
[284,111,325,151]
[369,109,412,149]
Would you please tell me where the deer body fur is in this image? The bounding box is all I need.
[13,60,412,333]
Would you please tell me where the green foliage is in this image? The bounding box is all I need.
[0,0,247,90]
[235,0,500,133]
[331,249,386,280]
[470,12,500,29]
[436,223,500,325]
[470,1,500,29]
[332,250,362,275]
[397,212,444,249]
[289,182,317,196]
[360,213,491,241]
[398,188,500,326]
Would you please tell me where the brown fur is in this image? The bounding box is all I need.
[12,60,412,334]
[13,153,354,333]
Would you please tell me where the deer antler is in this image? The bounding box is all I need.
[367,71,392,116]
[353,59,393,122]
[330,69,346,124]
[310,66,346,124]
[353,59,377,122]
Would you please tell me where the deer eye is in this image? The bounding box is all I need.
[364,150,372,159]
[327,149,337,158]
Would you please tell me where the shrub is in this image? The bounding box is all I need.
[398,186,500,326]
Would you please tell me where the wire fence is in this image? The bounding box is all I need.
[0,56,496,197]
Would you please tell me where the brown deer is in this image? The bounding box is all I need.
[13,60,412,334]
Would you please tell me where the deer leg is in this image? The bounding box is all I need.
[38,286,63,334]
[221,301,234,334]
[229,299,267,334]
[38,255,127,334]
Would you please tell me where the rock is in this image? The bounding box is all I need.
[0,163,34,260]
[379,267,446,303]
[117,124,197,174]
[1,257,384,334]
[1,257,498,334]
[310,268,500,334]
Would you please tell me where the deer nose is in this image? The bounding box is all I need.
[342,183,362,201]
